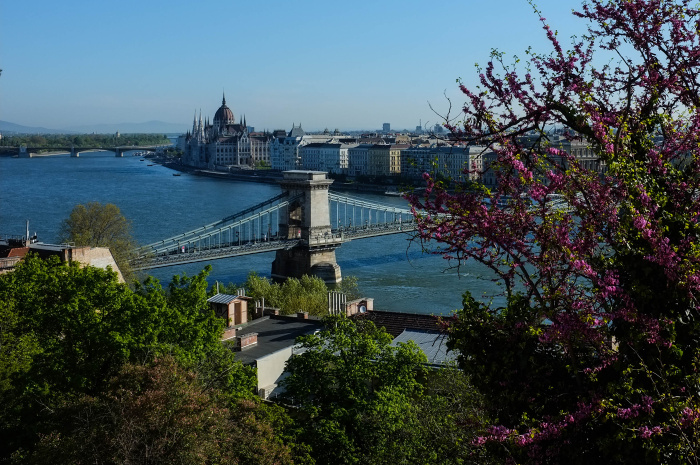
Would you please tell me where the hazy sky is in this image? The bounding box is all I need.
[1,0,588,132]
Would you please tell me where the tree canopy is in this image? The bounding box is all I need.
[1,254,488,463]
[282,316,425,463]
[0,255,263,461]
[227,272,360,317]
[409,0,700,462]
[24,356,292,465]
[59,202,137,281]
[0,133,169,149]
[280,316,486,464]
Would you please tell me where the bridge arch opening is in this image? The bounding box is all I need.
[284,200,303,240]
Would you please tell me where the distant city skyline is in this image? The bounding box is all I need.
[1,0,586,132]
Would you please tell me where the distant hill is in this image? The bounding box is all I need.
[0,120,188,135]
[0,120,76,135]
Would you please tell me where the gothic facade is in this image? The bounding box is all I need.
[182,94,253,169]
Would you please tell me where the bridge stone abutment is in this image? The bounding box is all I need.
[271,171,342,285]
[18,146,31,158]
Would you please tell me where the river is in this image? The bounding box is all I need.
[0,151,501,314]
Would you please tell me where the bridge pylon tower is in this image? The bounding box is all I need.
[271,171,342,284]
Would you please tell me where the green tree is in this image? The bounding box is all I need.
[409,366,491,464]
[0,256,256,460]
[236,272,362,316]
[357,373,489,465]
[279,275,328,315]
[241,272,282,306]
[3,133,169,149]
[23,356,292,465]
[334,275,361,301]
[0,300,40,403]
[59,202,137,281]
[281,316,429,464]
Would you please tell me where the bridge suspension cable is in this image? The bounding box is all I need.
[131,187,426,271]
[136,192,302,257]
[328,192,415,232]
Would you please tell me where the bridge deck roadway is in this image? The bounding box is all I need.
[131,222,418,270]
[132,239,301,270]
[334,222,417,240]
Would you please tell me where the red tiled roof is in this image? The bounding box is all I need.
[0,246,29,259]
[8,247,29,258]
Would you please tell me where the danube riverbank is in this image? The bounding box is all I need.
[157,158,403,195]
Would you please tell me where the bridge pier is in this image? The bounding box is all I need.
[272,246,342,284]
[18,145,31,158]
[271,171,342,284]
[70,146,79,157]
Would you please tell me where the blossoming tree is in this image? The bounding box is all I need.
[409,0,700,462]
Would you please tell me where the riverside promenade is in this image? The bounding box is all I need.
[158,158,393,194]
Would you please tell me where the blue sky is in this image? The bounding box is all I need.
[1,0,587,132]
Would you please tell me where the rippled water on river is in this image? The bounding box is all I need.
[0,152,502,314]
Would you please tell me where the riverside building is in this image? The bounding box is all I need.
[182,94,271,169]
[269,124,349,172]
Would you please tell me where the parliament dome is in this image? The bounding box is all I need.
[214,93,235,126]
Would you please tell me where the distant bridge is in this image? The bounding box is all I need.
[131,171,417,283]
[9,145,166,158]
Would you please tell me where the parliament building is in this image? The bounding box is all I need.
[182,94,269,169]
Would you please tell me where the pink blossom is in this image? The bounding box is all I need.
[410,0,700,459]
[633,216,648,230]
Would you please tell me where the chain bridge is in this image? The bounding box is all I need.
[131,171,417,283]
[130,170,577,283]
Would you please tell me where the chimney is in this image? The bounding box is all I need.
[297,311,309,320]
[235,332,258,350]
[221,326,237,341]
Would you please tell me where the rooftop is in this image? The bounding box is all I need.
[351,310,443,338]
[233,315,323,365]
[391,329,456,367]
[207,293,242,305]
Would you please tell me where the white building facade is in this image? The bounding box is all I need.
[299,142,355,174]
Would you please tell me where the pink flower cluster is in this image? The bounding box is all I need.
[618,396,654,419]
[410,0,700,457]
[638,425,664,439]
